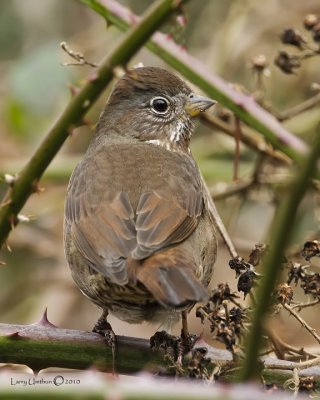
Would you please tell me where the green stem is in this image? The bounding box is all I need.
[0,322,164,374]
[0,0,188,249]
[238,127,320,381]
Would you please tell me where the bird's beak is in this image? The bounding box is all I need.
[184,94,216,117]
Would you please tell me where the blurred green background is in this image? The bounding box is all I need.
[0,0,320,352]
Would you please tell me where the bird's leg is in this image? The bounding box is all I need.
[150,311,197,365]
[92,309,116,373]
[176,310,197,363]
[181,310,189,338]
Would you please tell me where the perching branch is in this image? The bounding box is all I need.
[0,0,188,249]
[1,319,320,385]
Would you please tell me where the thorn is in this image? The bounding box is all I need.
[5,241,12,253]
[176,14,188,27]
[113,66,126,79]
[4,174,17,186]
[29,367,40,377]
[82,99,91,109]
[33,307,57,328]
[4,331,23,339]
[17,214,31,223]
[0,199,12,208]
[133,62,144,69]
[129,14,138,25]
[8,214,17,231]
[32,180,45,195]
[81,118,92,127]
[68,126,76,137]
[88,73,98,83]
[67,84,80,97]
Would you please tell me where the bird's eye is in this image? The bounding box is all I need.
[150,97,170,114]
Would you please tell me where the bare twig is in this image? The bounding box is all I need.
[283,303,320,345]
[277,91,320,122]
[200,113,291,164]
[291,299,320,310]
[209,154,264,201]
[202,174,238,258]
[60,41,99,67]
[210,180,254,201]
[267,356,320,371]
[266,327,318,360]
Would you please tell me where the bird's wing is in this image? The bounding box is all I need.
[131,190,200,259]
[65,143,203,285]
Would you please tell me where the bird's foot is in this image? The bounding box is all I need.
[150,330,197,364]
[92,311,116,373]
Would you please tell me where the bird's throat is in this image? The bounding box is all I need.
[145,119,192,153]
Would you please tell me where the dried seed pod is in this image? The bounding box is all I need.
[301,240,320,261]
[274,51,301,74]
[210,283,240,305]
[216,321,236,352]
[299,376,316,393]
[275,283,293,305]
[229,256,251,277]
[280,28,306,49]
[287,262,309,285]
[248,243,267,266]
[237,270,255,298]
[303,14,319,31]
[250,54,269,73]
[301,273,320,298]
[312,22,320,42]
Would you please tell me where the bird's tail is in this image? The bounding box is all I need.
[130,248,209,308]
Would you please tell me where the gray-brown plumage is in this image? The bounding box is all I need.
[64,67,217,330]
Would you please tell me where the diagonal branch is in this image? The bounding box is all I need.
[0,0,188,249]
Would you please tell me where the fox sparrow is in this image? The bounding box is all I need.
[64,67,217,338]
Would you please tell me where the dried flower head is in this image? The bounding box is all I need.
[280,28,306,49]
[301,240,320,261]
[237,270,256,298]
[303,14,319,31]
[276,283,293,305]
[248,243,267,266]
[299,376,316,393]
[274,51,301,74]
[312,22,320,42]
[229,256,251,277]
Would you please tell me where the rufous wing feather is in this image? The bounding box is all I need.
[134,249,208,307]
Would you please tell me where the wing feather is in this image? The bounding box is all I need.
[65,143,204,285]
